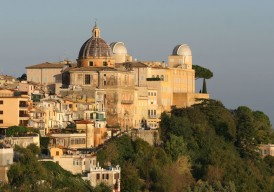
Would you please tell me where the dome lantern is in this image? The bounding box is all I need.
[92,22,101,38]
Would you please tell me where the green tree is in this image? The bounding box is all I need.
[8,147,47,190]
[202,78,207,93]
[234,106,257,158]
[92,183,112,192]
[17,73,27,81]
[121,162,142,192]
[6,126,28,137]
[192,65,213,80]
[253,111,274,144]
[165,134,187,161]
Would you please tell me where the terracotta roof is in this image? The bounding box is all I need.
[26,62,66,69]
[68,66,118,72]
[115,61,148,68]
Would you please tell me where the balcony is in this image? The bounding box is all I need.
[146,77,162,81]
[121,100,133,104]
[19,101,28,108]
[148,115,158,119]
[19,113,29,117]
[19,105,28,109]
[96,117,106,121]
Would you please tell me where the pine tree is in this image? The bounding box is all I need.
[202,78,207,93]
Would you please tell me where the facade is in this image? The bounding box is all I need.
[3,134,40,148]
[44,154,97,175]
[84,164,121,192]
[59,23,209,131]
[258,144,274,157]
[49,133,87,149]
[24,22,209,132]
[0,89,29,128]
[0,148,13,166]
[41,153,120,191]
[26,60,76,93]
[0,148,13,183]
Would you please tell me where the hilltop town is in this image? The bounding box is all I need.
[1,23,274,191]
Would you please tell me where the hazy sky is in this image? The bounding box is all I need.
[0,1,274,124]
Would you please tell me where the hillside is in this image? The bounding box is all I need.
[97,99,274,192]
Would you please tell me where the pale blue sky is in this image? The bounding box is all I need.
[0,1,274,124]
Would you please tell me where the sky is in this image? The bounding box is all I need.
[0,0,274,124]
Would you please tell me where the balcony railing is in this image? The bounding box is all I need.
[19,114,29,117]
[19,104,28,108]
[121,100,133,104]
[148,115,158,119]
[146,77,162,81]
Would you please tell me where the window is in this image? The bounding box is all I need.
[103,61,108,66]
[89,61,94,66]
[56,151,59,156]
[96,174,100,180]
[106,174,109,180]
[0,111,3,114]
[0,100,3,104]
[114,173,120,179]
[0,120,3,124]
[85,74,91,84]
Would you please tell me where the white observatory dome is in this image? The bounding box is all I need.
[172,44,192,56]
[110,42,127,54]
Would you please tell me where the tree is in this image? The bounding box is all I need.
[6,126,29,137]
[192,65,213,80]
[164,134,187,161]
[92,183,112,192]
[17,73,27,81]
[234,106,258,158]
[8,147,47,190]
[202,78,207,93]
[121,162,142,192]
[252,111,274,144]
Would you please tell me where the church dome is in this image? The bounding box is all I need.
[110,42,127,54]
[172,44,192,56]
[78,24,113,59]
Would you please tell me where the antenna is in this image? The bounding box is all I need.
[95,18,98,26]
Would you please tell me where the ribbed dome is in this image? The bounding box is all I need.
[110,42,127,54]
[172,44,192,56]
[78,37,113,58]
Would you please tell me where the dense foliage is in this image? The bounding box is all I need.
[5,126,39,137]
[0,145,110,192]
[97,99,274,192]
[1,99,274,191]
[192,65,213,80]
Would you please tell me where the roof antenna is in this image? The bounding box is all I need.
[95,18,98,26]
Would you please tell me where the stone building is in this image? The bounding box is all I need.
[25,22,209,131]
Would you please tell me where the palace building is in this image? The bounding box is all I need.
[27,22,209,131]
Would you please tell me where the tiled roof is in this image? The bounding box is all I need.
[26,62,76,69]
[115,62,148,68]
[68,66,118,72]
[78,37,112,58]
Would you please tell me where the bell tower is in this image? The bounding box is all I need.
[92,22,100,38]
